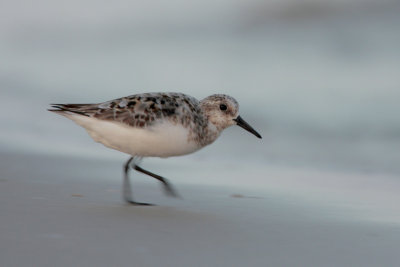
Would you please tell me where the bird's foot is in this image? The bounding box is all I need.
[163,183,181,199]
[125,199,155,206]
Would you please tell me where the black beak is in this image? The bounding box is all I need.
[233,116,262,139]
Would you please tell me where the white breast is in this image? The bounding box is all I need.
[63,114,200,157]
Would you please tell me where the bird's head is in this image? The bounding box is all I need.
[200,94,262,139]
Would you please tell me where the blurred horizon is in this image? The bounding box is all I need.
[1,0,399,175]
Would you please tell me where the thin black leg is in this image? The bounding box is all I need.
[133,165,180,198]
[123,157,153,206]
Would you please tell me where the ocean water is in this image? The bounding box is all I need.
[0,1,399,175]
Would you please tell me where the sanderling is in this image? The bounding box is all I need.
[49,92,262,205]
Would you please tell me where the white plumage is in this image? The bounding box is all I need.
[62,113,200,157]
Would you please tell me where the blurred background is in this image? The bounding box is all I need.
[1,0,399,176]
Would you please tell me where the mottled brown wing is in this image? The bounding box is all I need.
[50,93,202,129]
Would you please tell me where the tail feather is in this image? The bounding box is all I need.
[48,104,90,116]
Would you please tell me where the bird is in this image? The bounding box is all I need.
[49,92,262,205]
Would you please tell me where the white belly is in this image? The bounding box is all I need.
[64,114,200,157]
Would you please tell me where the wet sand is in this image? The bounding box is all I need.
[1,152,400,267]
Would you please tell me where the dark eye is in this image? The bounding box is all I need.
[219,104,227,111]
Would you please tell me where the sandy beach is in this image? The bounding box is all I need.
[1,151,400,267]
